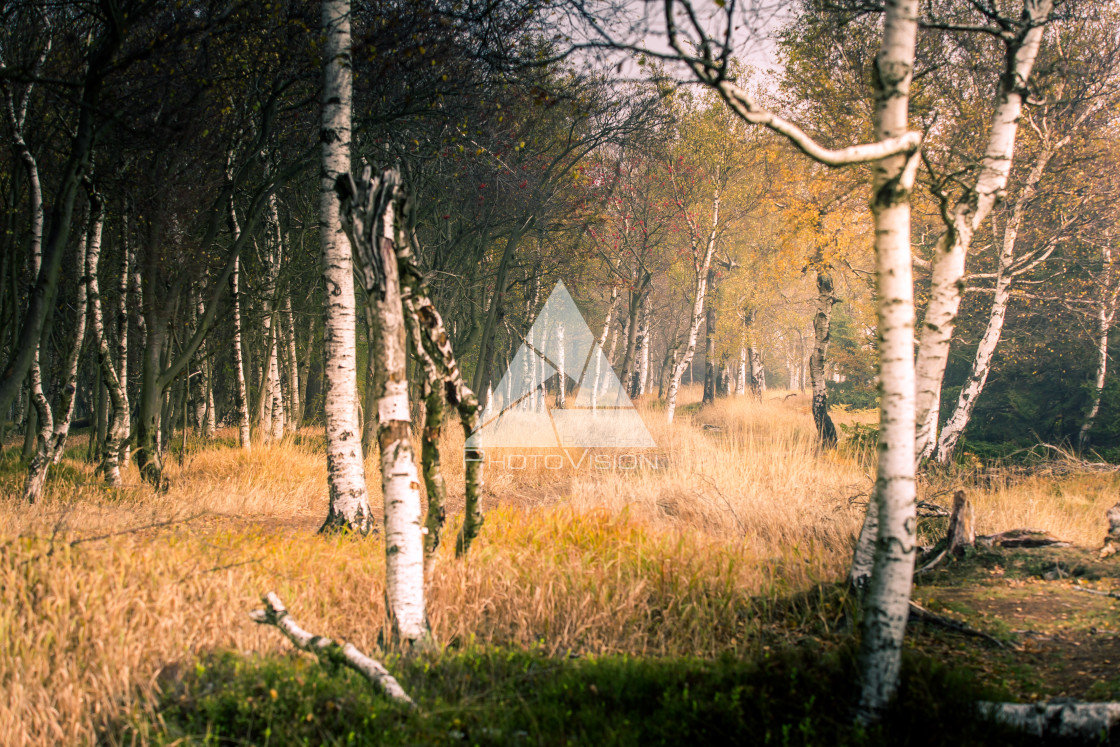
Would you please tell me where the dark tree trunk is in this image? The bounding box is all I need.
[809,267,837,446]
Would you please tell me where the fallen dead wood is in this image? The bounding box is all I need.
[980,700,1120,741]
[249,592,415,707]
[1069,584,1120,601]
[907,600,1008,649]
[977,528,1070,549]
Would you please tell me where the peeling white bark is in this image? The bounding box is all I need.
[913,1,1052,463]
[853,0,920,720]
[319,0,371,534]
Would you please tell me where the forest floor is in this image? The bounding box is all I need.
[1,386,1118,745]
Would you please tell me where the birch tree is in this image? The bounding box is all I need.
[1078,236,1120,451]
[577,0,924,718]
[85,192,130,486]
[318,0,373,534]
[336,168,429,644]
[912,0,1054,464]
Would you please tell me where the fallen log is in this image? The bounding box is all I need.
[977,529,1070,549]
[980,700,1120,741]
[249,592,415,707]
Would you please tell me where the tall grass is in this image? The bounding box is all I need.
[0,385,1115,743]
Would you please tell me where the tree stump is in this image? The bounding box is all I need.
[946,490,975,557]
[1101,502,1120,559]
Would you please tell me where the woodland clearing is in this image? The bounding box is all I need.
[2,386,1118,745]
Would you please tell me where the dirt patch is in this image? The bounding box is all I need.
[911,546,1120,700]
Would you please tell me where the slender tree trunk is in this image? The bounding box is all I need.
[638,299,651,396]
[556,321,566,408]
[361,301,382,457]
[472,215,533,406]
[284,293,300,431]
[913,2,1052,463]
[665,181,722,422]
[853,0,920,720]
[231,254,251,450]
[666,242,718,422]
[23,221,89,501]
[341,170,428,643]
[809,266,838,446]
[934,129,1071,463]
[702,265,719,405]
[735,345,747,396]
[116,202,131,462]
[1079,278,1112,452]
[227,192,251,450]
[319,0,372,534]
[591,288,618,411]
[86,197,128,486]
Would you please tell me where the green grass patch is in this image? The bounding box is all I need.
[144,645,1036,746]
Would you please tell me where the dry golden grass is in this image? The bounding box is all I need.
[1,385,1116,744]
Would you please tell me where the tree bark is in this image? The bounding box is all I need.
[23,213,89,502]
[283,292,300,431]
[338,168,428,644]
[85,194,129,486]
[852,0,921,720]
[1079,252,1113,452]
[935,132,1066,464]
[703,266,718,405]
[318,0,372,534]
[665,183,722,423]
[913,1,1052,463]
[809,267,838,446]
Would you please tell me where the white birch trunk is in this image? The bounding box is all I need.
[1079,245,1114,452]
[23,226,87,502]
[592,288,618,411]
[362,175,428,644]
[749,345,765,397]
[913,1,1052,463]
[854,0,920,719]
[85,198,128,486]
[116,205,131,460]
[556,321,566,408]
[319,0,371,533]
[8,73,51,497]
[228,193,251,451]
[935,119,1077,463]
[665,186,722,423]
[231,253,251,450]
[637,299,650,396]
[736,345,747,396]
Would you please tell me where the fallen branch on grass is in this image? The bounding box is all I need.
[907,600,1009,649]
[1069,584,1120,601]
[980,700,1120,740]
[249,592,415,707]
